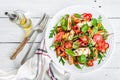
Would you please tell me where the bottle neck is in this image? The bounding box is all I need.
[5,12,18,22]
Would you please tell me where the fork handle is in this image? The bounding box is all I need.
[10,37,29,60]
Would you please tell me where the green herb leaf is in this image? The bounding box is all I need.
[81,24,89,33]
[65,49,75,57]
[72,41,80,49]
[91,18,97,27]
[79,54,86,64]
[74,64,81,69]
[97,15,102,23]
[59,57,65,65]
[74,13,81,18]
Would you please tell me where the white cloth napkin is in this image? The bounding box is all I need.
[0,38,71,80]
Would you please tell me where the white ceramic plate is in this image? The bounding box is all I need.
[45,5,115,73]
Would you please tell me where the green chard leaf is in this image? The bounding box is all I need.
[65,49,75,57]
[81,24,89,33]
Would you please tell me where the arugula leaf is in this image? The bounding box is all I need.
[73,35,79,40]
[81,24,89,33]
[50,42,62,48]
[74,64,81,69]
[49,22,58,38]
[65,49,75,57]
[98,52,105,64]
[59,57,65,65]
[74,13,81,18]
[103,32,108,40]
[97,15,102,23]
[79,54,86,64]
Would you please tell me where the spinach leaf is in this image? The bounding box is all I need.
[79,54,86,64]
[91,18,97,27]
[65,49,75,57]
[81,24,89,33]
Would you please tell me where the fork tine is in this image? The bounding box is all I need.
[39,13,49,31]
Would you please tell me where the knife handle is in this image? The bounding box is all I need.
[10,37,29,60]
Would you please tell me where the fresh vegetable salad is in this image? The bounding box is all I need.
[49,13,109,69]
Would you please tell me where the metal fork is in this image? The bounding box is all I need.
[21,14,49,64]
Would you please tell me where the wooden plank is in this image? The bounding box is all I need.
[0,0,94,17]
[0,42,119,79]
[0,18,120,42]
[0,0,120,17]
[0,18,45,42]
[0,43,39,71]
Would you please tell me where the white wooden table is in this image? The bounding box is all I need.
[0,0,120,80]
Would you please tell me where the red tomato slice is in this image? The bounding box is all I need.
[64,42,72,48]
[87,60,94,67]
[93,34,103,43]
[56,32,64,41]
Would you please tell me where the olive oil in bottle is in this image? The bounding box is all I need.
[5,10,32,36]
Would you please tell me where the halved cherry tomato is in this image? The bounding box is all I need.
[73,25,80,34]
[64,42,72,48]
[93,34,103,43]
[56,32,64,41]
[87,60,94,67]
[82,13,92,21]
[97,40,109,53]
